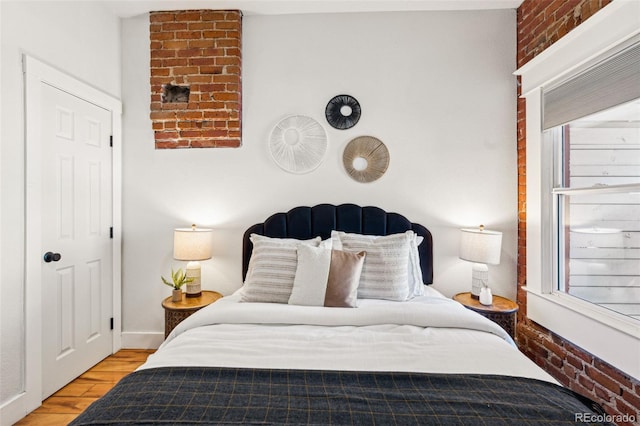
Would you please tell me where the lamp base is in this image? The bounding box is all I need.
[185,261,202,298]
[470,263,489,298]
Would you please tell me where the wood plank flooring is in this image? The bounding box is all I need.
[15,349,154,425]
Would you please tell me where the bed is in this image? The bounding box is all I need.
[71,204,610,425]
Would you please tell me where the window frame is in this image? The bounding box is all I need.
[515,0,640,379]
[551,126,640,318]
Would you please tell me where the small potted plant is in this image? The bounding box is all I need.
[161,268,193,302]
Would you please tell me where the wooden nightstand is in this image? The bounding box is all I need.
[161,290,222,337]
[453,292,518,339]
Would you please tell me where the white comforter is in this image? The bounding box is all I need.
[141,288,556,384]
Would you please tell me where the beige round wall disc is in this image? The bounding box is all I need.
[342,136,389,183]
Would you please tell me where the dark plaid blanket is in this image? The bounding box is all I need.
[70,367,610,425]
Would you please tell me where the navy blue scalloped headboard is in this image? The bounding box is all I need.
[242,203,433,285]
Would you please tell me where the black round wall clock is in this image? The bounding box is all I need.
[325,94,361,130]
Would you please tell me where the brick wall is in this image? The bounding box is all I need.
[149,10,242,149]
[516,1,640,423]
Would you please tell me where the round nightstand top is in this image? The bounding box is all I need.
[453,292,518,314]
[162,290,222,311]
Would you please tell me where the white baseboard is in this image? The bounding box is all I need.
[121,332,164,350]
[0,392,31,426]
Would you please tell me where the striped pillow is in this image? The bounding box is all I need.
[331,231,413,301]
[241,234,321,303]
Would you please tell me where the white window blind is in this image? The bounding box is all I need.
[543,41,640,130]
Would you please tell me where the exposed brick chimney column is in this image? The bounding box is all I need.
[149,10,242,149]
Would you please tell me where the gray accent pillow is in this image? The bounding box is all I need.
[324,249,366,308]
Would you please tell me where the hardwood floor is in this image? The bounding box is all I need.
[15,349,154,425]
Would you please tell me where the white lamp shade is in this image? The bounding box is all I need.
[459,227,502,265]
[173,226,213,261]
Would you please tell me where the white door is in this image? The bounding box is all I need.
[40,83,113,399]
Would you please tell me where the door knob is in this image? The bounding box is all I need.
[43,252,61,263]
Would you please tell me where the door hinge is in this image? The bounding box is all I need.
[110,317,114,330]
[110,227,113,239]
[110,135,113,147]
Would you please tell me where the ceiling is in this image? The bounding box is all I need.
[101,0,524,18]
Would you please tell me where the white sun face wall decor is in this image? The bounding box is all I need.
[269,115,328,174]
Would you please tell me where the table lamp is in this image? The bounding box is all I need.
[173,224,212,297]
[459,225,502,299]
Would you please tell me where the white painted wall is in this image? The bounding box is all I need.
[121,10,517,348]
[0,0,121,415]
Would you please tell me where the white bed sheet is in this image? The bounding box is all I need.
[141,286,556,384]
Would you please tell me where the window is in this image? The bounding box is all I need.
[515,0,640,378]
[547,101,640,321]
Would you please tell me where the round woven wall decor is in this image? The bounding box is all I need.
[342,136,389,183]
[325,95,361,130]
[269,115,328,174]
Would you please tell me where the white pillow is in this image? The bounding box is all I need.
[241,234,321,303]
[409,234,425,297]
[331,230,413,301]
[288,244,331,306]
